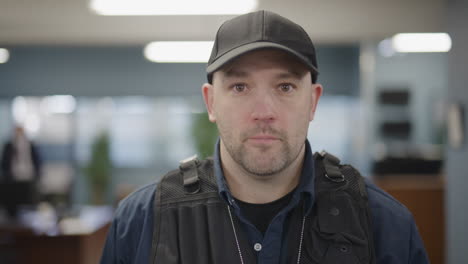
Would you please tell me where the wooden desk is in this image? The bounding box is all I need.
[0,222,109,264]
[373,174,445,264]
[0,206,112,264]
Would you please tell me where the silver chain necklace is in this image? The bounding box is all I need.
[227,205,307,264]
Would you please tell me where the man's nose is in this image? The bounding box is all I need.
[250,89,277,122]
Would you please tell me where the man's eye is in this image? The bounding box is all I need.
[232,84,247,93]
[279,83,294,93]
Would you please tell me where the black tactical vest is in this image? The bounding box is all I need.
[150,152,376,264]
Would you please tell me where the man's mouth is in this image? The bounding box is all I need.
[247,135,280,143]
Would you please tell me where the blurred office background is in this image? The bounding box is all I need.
[0,0,467,263]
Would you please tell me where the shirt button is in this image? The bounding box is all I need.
[254,243,262,252]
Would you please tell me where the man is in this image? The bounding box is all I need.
[1,125,42,218]
[101,10,429,264]
[1,126,41,183]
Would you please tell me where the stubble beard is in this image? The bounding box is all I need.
[221,126,296,177]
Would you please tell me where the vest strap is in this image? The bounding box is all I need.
[319,151,345,182]
[179,155,201,194]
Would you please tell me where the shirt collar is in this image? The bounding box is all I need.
[213,138,315,214]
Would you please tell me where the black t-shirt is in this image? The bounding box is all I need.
[234,189,295,236]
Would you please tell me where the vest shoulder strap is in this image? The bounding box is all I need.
[315,151,368,199]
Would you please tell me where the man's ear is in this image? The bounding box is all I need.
[202,83,216,123]
[309,83,323,121]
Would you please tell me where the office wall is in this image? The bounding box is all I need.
[0,46,206,97]
[446,0,468,263]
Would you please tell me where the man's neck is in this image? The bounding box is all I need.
[220,142,305,204]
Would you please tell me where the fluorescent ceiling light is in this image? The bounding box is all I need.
[144,41,213,63]
[90,0,257,15]
[391,33,452,53]
[0,48,9,63]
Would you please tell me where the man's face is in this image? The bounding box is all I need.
[202,49,322,176]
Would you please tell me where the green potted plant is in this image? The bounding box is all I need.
[85,132,112,204]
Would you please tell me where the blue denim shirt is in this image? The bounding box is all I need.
[100,140,429,264]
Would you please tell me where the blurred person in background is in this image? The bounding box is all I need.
[101,10,429,264]
[1,125,42,218]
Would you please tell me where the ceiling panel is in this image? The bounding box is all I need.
[0,0,446,45]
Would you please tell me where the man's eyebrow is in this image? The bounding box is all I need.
[223,69,249,78]
[275,69,306,80]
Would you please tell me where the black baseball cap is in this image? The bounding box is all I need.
[206,10,319,84]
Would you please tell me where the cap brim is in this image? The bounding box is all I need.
[206,41,319,76]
